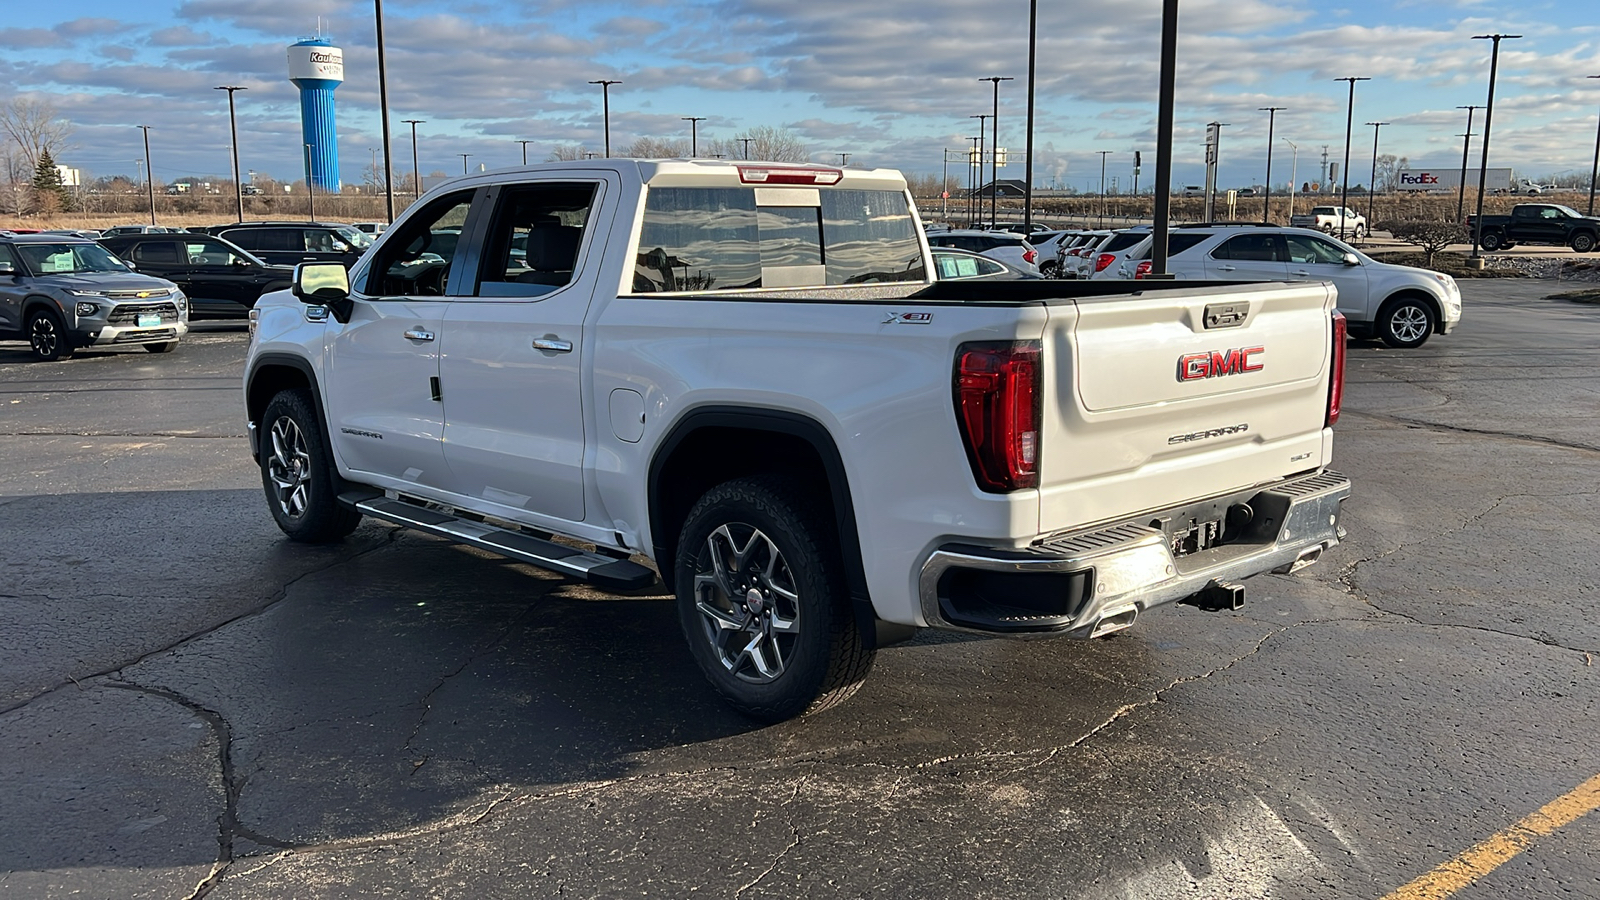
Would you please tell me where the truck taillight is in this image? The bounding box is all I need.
[1134,260,1152,279]
[954,341,1041,492]
[1094,253,1116,273]
[1327,311,1347,427]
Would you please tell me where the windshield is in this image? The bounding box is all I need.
[335,226,373,249]
[17,243,132,275]
[1553,205,1584,218]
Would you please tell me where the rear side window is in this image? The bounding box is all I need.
[1102,233,1145,253]
[476,182,597,297]
[132,241,181,264]
[1212,234,1284,262]
[633,187,923,292]
[224,230,260,250]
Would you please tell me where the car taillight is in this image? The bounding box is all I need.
[1023,247,1037,264]
[1094,253,1116,273]
[1327,311,1347,427]
[1134,260,1152,279]
[954,341,1041,492]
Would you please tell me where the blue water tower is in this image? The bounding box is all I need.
[287,38,344,192]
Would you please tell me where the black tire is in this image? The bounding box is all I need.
[674,476,873,722]
[1572,232,1597,254]
[26,306,73,361]
[144,341,177,353]
[1354,224,1367,240]
[1377,296,1436,349]
[1479,231,1504,252]
[259,389,361,542]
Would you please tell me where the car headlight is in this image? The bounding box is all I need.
[66,289,108,297]
[248,307,259,343]
[75,301,99,317]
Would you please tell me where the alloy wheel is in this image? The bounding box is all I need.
[29,316,59,358]
[691,523,802,683]
[267,415,313,520]
[1390,305,1429,344]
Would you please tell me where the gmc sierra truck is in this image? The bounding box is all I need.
[244,160,1350,722]
[1466,203,1600,253]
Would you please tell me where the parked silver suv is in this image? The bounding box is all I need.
[0,233,189,360]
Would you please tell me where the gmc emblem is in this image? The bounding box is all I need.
[1178,347,1264,382]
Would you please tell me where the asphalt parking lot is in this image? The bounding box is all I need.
[2,284,1597,899]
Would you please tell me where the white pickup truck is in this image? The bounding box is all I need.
[244,160,1350,721]
[1290,206,1367,239]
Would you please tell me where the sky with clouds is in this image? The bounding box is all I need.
[3,0,1598,192]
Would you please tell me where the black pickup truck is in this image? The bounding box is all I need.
[1467,203,1600,253]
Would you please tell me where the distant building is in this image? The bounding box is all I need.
[970,179,1029,199]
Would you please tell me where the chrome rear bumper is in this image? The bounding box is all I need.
[918,470,1351,637]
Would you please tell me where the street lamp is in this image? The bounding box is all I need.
[1150,0,1178,278]
[1365,121,1389,235]
[682,116,706,156]
[402,119,423,199]
[1335,76,1371,240]
[1024,0,1038,229]
[516,140,532,165]
[739,137,754,160]
[1283,138,1299,221]
[968,135,983,224]
[374,0,396,223]
[837,152,850,166]
[303,143,316,222]
[138,125,156,225]
[1470,34,1522,259]
[458,153,471,175]
[1587,77,1600,216]
[1455,106,1479,222]
[979,76,1013,226]
[589,79,620,157]
[214,86,246,223]
[1259,106,1285,223]
[969,115,988,224]
[1097,150,1112,228]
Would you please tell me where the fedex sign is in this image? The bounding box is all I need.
[1399,172,1441,186]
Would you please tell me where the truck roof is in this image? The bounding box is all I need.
[421,158,910,194]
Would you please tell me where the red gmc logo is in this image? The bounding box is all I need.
[1178,347,1264,381]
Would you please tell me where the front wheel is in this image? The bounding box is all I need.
[675,476,873,722]
[1571,232,1597,254]
[259,389,361,542]
[1479,231,1504,252]
[1378,297,1436,349]
[27,307,73,361]
[1354,224,1367,240]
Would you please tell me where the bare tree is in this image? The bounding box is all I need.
[624,137,690,158]
[1380,219,1468,267]
[546,144,589,161]
[1,98,74,170]
[735,125,808,163]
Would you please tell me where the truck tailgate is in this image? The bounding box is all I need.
[1037,281,1335,535]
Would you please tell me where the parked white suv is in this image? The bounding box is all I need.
[1118,225,1459,348]
[924,229,1040,275]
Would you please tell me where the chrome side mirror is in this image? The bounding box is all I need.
[292,262,352,322]
[0,261,14,276]
[1342,252,1361,266]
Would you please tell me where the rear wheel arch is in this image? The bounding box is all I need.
[647,407,870,617]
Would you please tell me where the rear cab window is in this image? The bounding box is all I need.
[631,173,924,293]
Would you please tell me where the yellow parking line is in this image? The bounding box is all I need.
[1378,772,1600,900]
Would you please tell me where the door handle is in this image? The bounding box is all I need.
[1291,270,1312,276]
[1216,265,1236,272]
[404,328,435,342]
[532,338,573,353]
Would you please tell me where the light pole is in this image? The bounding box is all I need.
[1456,106,1479,222]
[458,153,471,175]
[682,116,706,156]
[374,0,396,223]
[517,140,532,165]
[303,143,316,222]
[1151,0,1178,277]
[1097,150,1112,228]
[1587,77,1600,215]
[1283,138,1299,221]
[970,115,988,224]
[739,137,754,160]
[1335,76,1370,240]
[139,125,156,225]
[1365,121,1388,235]
[979,76,1013,226]
[214,86,247,223]
[1471,34,1522,260]
[968,135,982,224]
[837,152,850,166]
[942,148,954,220]
[368,147,378,191]
[402,119,423,199]
[1259,106,1285,223]
[589,80,620,157]
[1024,0,1038,230]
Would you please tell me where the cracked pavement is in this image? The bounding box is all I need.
[2,286,1599,898]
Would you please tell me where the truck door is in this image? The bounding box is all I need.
[323,188,481,490]
[437,176,612,524]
